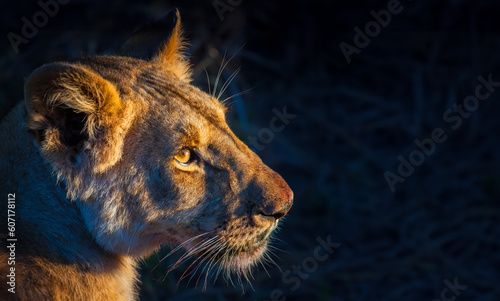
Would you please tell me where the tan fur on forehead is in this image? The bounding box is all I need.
[178,123,201,147]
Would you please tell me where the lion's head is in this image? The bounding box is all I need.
[24,9,293,283]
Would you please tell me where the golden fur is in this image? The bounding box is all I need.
[0,10,293,301]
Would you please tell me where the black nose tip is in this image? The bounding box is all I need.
[259,201,292,220]
[261,209,286,220]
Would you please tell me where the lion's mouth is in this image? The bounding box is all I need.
[177,231,270,274]
[223,240,268,271]
[194,236,267,260]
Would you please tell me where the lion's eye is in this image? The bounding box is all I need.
[174,148,192,165]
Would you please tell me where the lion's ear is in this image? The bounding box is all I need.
[120,8,191,81]
[25,62,126,174]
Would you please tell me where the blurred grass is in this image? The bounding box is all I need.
[1,0,500,300]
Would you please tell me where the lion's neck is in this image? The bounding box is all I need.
[0,103,139,300]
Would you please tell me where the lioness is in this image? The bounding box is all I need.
[0,10,293,301]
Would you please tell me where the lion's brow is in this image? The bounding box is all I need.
[135,71,246,152]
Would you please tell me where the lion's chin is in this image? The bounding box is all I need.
[222,241,268,273]
[184,237,269,275]
[174,231,271,278]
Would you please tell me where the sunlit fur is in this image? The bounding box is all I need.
[0,10,292,301]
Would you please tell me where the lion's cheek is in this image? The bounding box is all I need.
[75,199,168,257]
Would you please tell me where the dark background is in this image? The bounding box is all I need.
[1,0,500,300]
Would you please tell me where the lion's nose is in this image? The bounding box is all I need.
[257,173,294,221]
[259,196,293,220]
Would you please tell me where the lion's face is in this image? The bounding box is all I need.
[24,11,292,279]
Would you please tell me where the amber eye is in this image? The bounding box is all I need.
[174,148,192,166]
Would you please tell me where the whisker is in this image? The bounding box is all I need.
[182,242,224,288]
[212,50,226,98]
[212,44,245,98]
[194,241,226,288]
[217,67,241,101]
[266,244,287,256]
[178,239,222,287]
[201,242,229,291]
[157,233,217,282]
[204,67,211,96]
[169,236,219,272]
[152,231,214,272]
[186,240,225,285]
[260,256,271,278]
[220,86,254,106]
[221,249,237,288]
[162,239,214,283]
[212,245,232,285]
[159,231,214,263]
[262,250,282,273]
[177,256,204,285]
[269,236,287,245]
